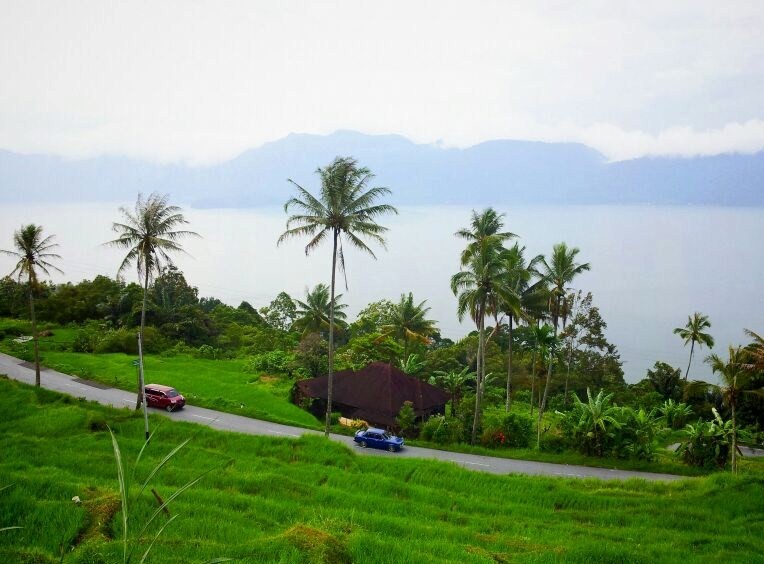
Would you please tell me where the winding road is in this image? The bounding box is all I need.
[0,351,685,481]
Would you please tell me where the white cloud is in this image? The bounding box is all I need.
[576,120,764,161]
[0,0,763,163]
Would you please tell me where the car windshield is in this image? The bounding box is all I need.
[383,433,391,440]
[166,390,179,398]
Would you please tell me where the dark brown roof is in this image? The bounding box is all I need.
[295,362,449,427]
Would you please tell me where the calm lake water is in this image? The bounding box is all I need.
[1,203,762,383]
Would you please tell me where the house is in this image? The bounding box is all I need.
[293,361,449,428]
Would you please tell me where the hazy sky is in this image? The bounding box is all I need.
[2,1,764,163]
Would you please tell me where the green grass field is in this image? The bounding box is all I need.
[0,322,319,429]
[1,378,763,563]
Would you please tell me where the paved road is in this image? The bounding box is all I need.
[0,352,685,481]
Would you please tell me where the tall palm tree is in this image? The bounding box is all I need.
[500,243,544,411]
[537,243,590,429]
[1,225,62,386]
[106,193,198,409]
[703,346,756,473]
[452,249,516,444]
[292,283,348,335]
[383,293,437,360]
[278,156,397,436]
[674,313,715,380]
[452,208,517,443]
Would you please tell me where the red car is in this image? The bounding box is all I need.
[144,384,186,412]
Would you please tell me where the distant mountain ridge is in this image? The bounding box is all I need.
[1,130,763,206]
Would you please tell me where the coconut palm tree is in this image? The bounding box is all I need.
[537,243,590,429]
[292,283,347,335]
[383,293,437,360]
[278,156,397,436]
[674,312,715,380]
[452,249,516,444]
[702,346,757,473]
[452,208,518,443]
[106,193,198,409]
[1,225,62,386]
[500,243,544,411]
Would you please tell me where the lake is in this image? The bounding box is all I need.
[1,202,762,383]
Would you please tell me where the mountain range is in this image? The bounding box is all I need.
[2,130,763,207]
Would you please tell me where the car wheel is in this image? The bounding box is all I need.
[359,441,367,448]
[166,405,174,413]
[388,444,396,452]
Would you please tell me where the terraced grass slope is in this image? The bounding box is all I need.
[1,378,763,563]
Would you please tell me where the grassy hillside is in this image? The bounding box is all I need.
[0,323,319,429]
[1,378,763,563]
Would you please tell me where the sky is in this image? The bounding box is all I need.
[1,1,764,164]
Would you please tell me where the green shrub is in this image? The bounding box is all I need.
[73,327,100,353]
[95,327,168,354]
[676,409,733,469]
[196,344,219,359]
[0,324,24,337]
[559,390,664,460]
[612,407,663,461]
[421,415,463,445]
[245,350,295,375]
[480,411,533,448]
[658,399,693,430]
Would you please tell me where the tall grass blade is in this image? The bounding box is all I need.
[133,469,214,548]
[108,427,129,564]
[131,427,159,483]
[139,514,177,564]
[137,438,191,496]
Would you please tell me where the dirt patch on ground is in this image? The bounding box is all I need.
[73,493,121,547]
[282,524,351,564]
[258,375,279,384]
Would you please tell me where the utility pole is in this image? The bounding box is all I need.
[137,332,150,441]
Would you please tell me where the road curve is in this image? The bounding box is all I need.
[0,352,685,482]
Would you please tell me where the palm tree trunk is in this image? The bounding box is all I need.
[325,229,339,437]
[731,396,737,474]
[564,337,574,408]
[137,267,149,410]
[403,335,409,364]
[684,340,695,380]
[28,280,40,387]
[505,316,513,412]
[538,307,560,448]
[530,348,536,417]
[471,303,485,444]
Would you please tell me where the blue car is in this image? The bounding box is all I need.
[354,427,404,452]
